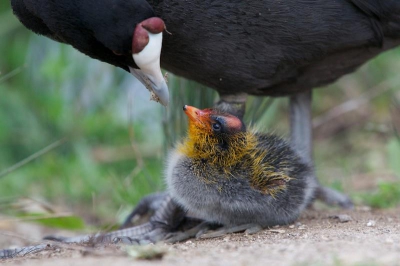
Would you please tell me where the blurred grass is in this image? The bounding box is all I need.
[0,1,400,233]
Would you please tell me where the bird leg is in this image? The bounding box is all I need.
[289,91,313,160]
[120,192,169,229]
[115,196,210,244]
[214,93,247,119]
[0,244,57,259]
[162,221,215,243]
[289,91,353,208]
[43,195,188,245]
[0,195,202,258]
[165,222,262,241]
[197,223,263,239]
[120,193,224,244]
[112,195,188,245]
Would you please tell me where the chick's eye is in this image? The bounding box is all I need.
[212,123,221,131]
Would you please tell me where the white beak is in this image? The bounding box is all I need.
[131,31,169,106]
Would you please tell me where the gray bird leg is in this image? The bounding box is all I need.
[214,93,247,119]
[198,223,263,239]
[120,192,169,229]
[290,91,353,208]
[290,91,313,160]
[112,195,187,244]
[119,193,208,243]
[0,196,191,259]
[0,244,56,259]
[163,221,213,243]
[44,195,187,245]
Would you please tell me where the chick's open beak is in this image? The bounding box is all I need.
[130,17,169,106]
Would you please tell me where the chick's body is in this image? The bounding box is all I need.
[166,106,317,228]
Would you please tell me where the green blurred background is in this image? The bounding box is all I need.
[1,1,400,230]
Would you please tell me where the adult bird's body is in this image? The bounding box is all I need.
[12,0,400,100]
[10,0,400,207]
[156,0,400,98]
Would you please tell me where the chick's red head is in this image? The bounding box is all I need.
[183,105,245,135]
[180,105,253,166]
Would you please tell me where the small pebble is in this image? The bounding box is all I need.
[367,220,376,227]
[333,214,353,223]
[269,229,286,234]
[179,245,189,251]
[385,238,394,244]
[357,206,372,212]
[321,236,329,241]
[223,236,231,242]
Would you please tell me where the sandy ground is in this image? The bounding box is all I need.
[1,207,399,266]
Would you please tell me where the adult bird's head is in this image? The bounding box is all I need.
[180,105,254,167]
[10,1,169,106]
[130,17,169,106]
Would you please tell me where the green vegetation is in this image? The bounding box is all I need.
[363,180,400,208]
[0,1,399,232]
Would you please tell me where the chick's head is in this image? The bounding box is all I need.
[179,105,257,167]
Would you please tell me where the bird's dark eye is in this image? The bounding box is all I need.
[212,123,221,132]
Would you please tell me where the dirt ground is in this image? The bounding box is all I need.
[1,207,399,266]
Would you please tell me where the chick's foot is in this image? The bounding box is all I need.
[315,185,353,209]
[121,192,169,229]
[44,195,186,245]
[0,244,56,259]
[198,223,263,239]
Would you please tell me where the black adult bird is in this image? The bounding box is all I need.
[10,0,400,207]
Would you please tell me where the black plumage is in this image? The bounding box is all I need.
[11,0,157,70]
[155,0,400,96]
[12,0,400,96]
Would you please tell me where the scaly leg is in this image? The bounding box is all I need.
[0,244,57,259]
[162,221,213,243]
[0,195,195,258]
[108,195,188,244]
[198,223,263,239]
[45,195,187,245]
[214,93,247,119]
[290,91,353,208]
[120,192,169,229]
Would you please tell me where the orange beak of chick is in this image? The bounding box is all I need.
[183,105,212,130]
